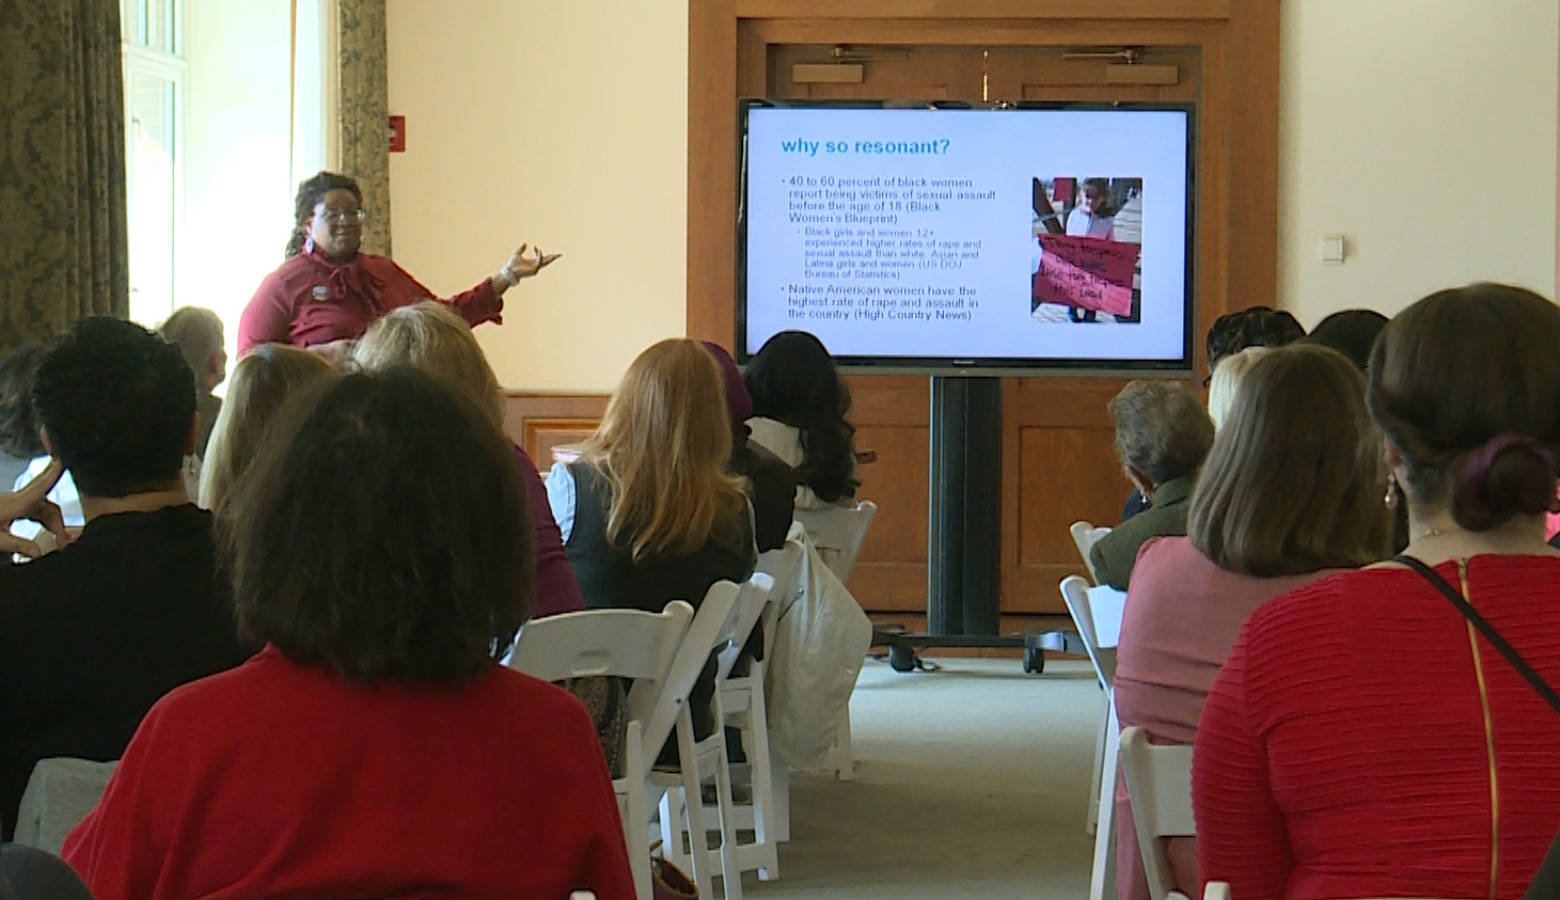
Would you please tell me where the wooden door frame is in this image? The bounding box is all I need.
[686,0,1280,357]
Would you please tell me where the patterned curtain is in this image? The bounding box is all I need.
[0,0,129,349]
[335,0,390,257]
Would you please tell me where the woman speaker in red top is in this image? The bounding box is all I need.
[237,171,559,357]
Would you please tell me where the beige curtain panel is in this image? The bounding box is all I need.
[0,0,129,349]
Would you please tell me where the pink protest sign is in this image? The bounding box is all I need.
[1031,235,1139,317]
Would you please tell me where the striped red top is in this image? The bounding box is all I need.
[1194,555,1560,899]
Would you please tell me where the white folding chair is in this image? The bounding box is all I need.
[752,537,807,845]
[667,565,792,883]
[508,601,695,900]
[1199,885,1455,900]
[1060,575,1118,837]
[13,757,118,855]
[649,582,746,900]
[1063,576,1125,900]
[727,543,802,877]
[1119,727,1195,900]
[793,499,877,781]
[1070,519,1113,584]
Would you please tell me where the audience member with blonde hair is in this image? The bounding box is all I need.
[1112,344,1390,900]
[1205,345,1268,431]
[1196,284,1560,899]
[352,301,583,618]
[197,344,330,515]
[547,338,756,737]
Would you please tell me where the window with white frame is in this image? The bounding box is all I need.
[121,0,186,327]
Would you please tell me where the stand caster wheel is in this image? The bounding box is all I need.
[1023,645,1046,674]
[888,642,918,672]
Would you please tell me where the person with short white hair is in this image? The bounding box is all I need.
[157,306,226,458]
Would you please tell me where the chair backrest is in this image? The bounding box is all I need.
[1059,575,1117,688]
[753,537,805,659]
[1119,727,1195,900]
[13,758,118,855]
[639,582,742,755]
[1070,520,1112,582]
[508,601,695,728]
[717,572,776,680]
[794,499,877,583]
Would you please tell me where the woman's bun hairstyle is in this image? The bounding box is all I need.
[1367,282,1560,532]
[1451,435,1559,532]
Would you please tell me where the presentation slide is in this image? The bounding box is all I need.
[740,104,1193,369]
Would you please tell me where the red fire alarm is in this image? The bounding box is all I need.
[388,115,406,153]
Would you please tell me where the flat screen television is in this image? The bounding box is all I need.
[737,100,1196,373]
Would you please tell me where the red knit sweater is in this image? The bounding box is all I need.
[1195,555,1560,900]
[62,647,634,900]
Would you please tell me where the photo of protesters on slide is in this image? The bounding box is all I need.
[1030,176,1143,325]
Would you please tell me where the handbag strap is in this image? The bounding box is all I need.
[1394,554,1560,718]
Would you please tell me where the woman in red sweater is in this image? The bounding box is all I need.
[62,367,633,900]
[237,171,558,356]
[1194,283,1560,899]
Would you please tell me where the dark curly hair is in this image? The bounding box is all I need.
[222,366,533,686]
[1368,283,1560,532]
[1204,306,1306,381]
[33,318,195,497]
[285,171,362,258]
[744,330,859,503]
[0,342,47,460]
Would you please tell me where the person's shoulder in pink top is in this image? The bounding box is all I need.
[1114,535,1341,745]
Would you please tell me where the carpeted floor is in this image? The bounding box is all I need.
[739,656,1103,898]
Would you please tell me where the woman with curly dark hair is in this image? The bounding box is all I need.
[62,367,634,900]
[744,330,860,508]
[237,170,560,357]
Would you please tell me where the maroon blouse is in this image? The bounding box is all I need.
[238,249,502,354]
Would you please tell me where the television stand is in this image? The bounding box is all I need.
[874,375,1076,674]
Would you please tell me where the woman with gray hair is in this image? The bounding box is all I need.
[157,307,226,458]
[1089,380,1214,590]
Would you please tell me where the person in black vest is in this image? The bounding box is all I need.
[546,338,756,738]
[0,318,250,837]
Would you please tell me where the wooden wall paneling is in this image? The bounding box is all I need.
[734,0,1234,19]
[1001,377,1132,613]
[502,393,608,467]
[745,20,1218,48]
[692,1,1280,614]
[844,375,930,609]
[688,0,740,346]
[1225,0,1281,321]
[1194,25,1230,377]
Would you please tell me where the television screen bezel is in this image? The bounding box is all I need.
[735,98,1198,377]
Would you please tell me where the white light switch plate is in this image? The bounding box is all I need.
[1322,234,1346,264]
